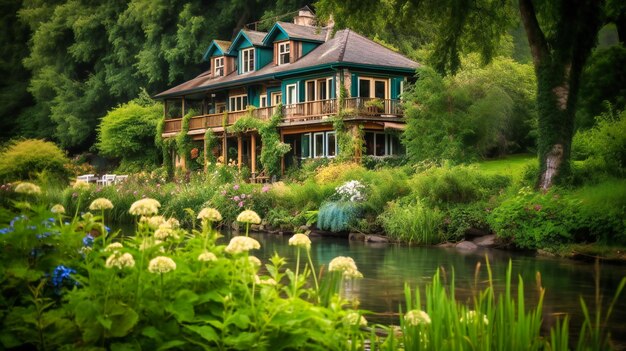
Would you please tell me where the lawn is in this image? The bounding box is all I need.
[473,153,535,182]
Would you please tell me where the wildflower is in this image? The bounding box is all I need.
[147,215,166,229]
[198,251,217,262]
[129,198,160,216]
[148,256,177,274]
[233,184,240,190]
[81,212,94,221]
[248,256,262,267]
[238,201,244,208]
[166,217,180,229]
[288,233,311,250]
[328,256,363,278]
[460,310,489,325]
[82,234,95,247]
[73,180,90,190]
[344,312,368,327]
[51,204,65,214]
[335,180,365,202]
[197,208,222,222]
[104,242,124,252]
[105,252,135,269]
[89,198,114,210]
[15,182,41,195]
[262,185,270,193]
[51,265,77,288]
[233,195,241,202]
[236,210,261,224]
[154,226,179,240]
[224,236,260,254]
[404,310,431,326]
[255,275,277,286]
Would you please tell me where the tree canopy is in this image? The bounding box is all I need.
[3,0,308,151]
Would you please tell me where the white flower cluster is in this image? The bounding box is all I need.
[73,180,91,190]
[129,198,160,216]
[288,233,311,250]
[335,180,365,202]
[89,198,114,210]
[105,242,124,252]
[51,204,65,214]
[344,311,368,327]
[328,256,363,279]
[154,226,179,241]
[198,251,217,262]
[197,208,222,222]
[255,275,277,286]
[404,310,431,326]
[148,256,176,273]
[236,210,261,224]
[224,236,260,254]
[105,252,135,269]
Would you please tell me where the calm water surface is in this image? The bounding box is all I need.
[244,232,626,343]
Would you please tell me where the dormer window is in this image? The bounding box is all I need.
[214,57,224,77]
[241,48,255,73]
[278,42,290,65]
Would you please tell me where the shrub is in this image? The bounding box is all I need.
[317,201,360,232]
[411,164,510,205]
[378,199,444,244]
[314,162,365,184]
[0,139,70,183]
[444,202,493,240]
[96,94,162,170]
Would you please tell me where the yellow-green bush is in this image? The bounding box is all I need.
[0,139,70,183]
[314,162,365,184]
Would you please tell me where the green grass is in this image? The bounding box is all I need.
[473,153,535,182]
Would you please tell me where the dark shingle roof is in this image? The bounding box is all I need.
[275,21,327,42]
[241,29,267,47]
[154,29,419,99]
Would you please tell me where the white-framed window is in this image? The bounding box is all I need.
[358,77,388,99]
[260,95,268,108]
[278,42,290,65]
[270,92,282,106]
[326,131,337,157]
[241,48,254,73]
[301,132,337,158]
[286,84,298,105]
[229,94,248,112]
[313,132,325,158]
[301,133,311,158]
[214,57,224,77]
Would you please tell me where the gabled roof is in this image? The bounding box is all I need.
[228,29,268,52]
[262,21,327,46]
[202,40,232,61]
[154,29,419,99]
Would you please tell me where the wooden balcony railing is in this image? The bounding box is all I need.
[162,99,402,134]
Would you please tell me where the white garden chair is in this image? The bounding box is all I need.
[77,174,96,183]
[97,174,116,186]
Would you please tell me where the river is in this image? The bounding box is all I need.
[246,232,626,345]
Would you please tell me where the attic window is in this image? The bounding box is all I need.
[214,57,224,77]
[278,42,290,65]
[241,48,254,73]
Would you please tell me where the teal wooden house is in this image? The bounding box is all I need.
[155,6,419,176]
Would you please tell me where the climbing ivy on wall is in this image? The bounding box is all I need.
[204,128,217,165]
[155,117,174,179]
[333,86,363,161]
[228,105,290,177]
[175,110,195,170]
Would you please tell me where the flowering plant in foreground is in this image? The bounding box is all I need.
[335,180,366,202]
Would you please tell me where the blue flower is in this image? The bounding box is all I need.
[0,227,12,235]
[82,234,94,247]
[105,226,111,233]
[9,215,26,227]
[51,265,77,288]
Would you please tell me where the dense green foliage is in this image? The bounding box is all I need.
[403,57,536,163]
[97,94,162,172]
[4,0,308,151]
[0,139,70,183]
[317,201,359,232]
[378,199,443,244]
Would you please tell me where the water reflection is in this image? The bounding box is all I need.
[246,233,626,343]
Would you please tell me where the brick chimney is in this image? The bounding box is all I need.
[293,6,316,27]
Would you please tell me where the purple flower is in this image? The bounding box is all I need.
[233,196,241,202]
[238,201,244,208]
[221,190,227,196]
[133,191,138,195]
[233,184,240,191]
[262,185,270,193]
[533,204,542,211]
[240,194,246,199]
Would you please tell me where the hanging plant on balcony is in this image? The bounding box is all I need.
[364,98,384,112]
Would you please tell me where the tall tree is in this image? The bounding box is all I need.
[317,0,620,189]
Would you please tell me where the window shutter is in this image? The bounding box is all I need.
[274,42,278,65]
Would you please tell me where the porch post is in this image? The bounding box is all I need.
[250,133,257,175]
[221,133,227,164]
[181,97,186,117]
[237,135,243,172]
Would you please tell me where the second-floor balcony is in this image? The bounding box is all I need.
[162,98,404,134]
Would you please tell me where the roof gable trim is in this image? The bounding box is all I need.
[202,40,226,62]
